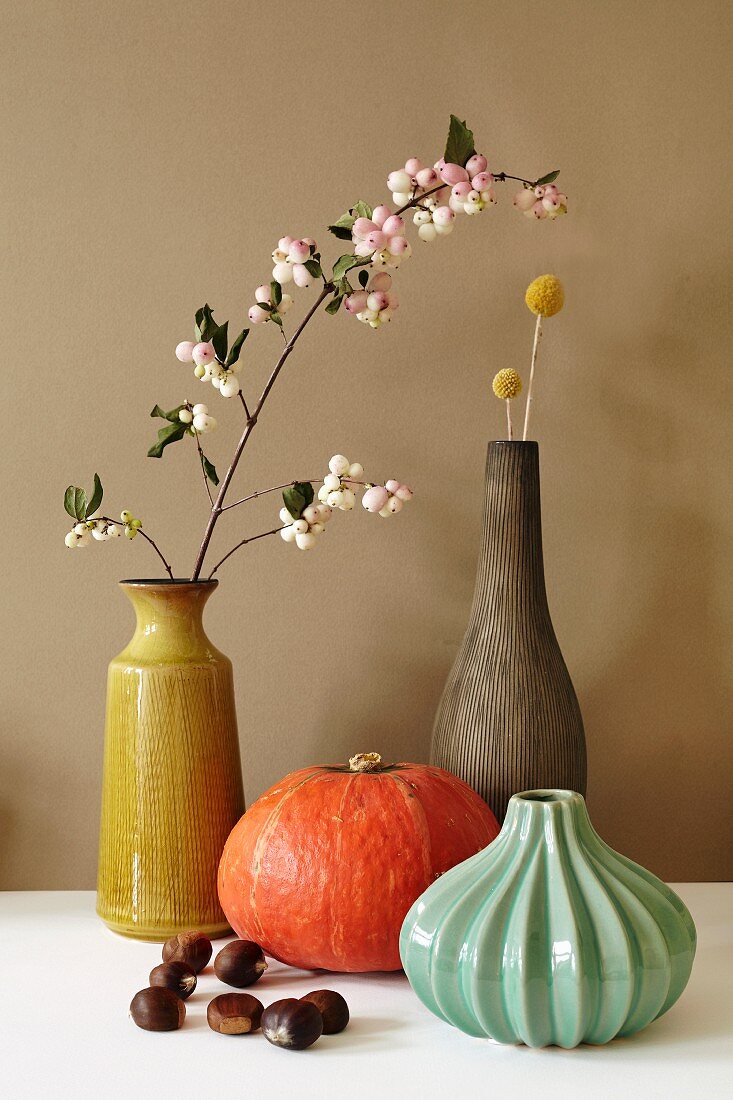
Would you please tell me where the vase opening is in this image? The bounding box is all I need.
[120,577,218,586]
[515,789,576,804]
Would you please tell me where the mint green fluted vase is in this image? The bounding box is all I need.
[399,790,696,1048]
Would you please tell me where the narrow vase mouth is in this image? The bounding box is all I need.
[513,789,578,804]
[490,439,539,448]
[119,578,218,587]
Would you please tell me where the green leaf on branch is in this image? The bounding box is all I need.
[282,481,314,519]
[86,473,103,518]
[327,200,373,239]
[150,403,186,422]
[64,485,86,521]
[304,259,322,279]
[270,280,282,307]
[270,311,283,328]
[201,454,219,486]
[332,253,373,281]
[358,269,369,288]
[535,170,560,186]
[325,295,343,315]
[194,303,218,343]
[211,320,228,363]
[444,114,476,168]
[147,421,187,459]
[225,328,249,368]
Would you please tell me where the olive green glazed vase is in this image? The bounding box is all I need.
[97,580,245,941]
[400,790,696,1048]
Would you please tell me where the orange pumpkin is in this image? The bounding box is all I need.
[218,752,499,972]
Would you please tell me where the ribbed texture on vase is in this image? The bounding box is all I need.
[400,790,696,1048]
[96,581,245,940]
[431,442,586,820]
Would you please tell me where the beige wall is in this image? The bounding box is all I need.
[2,0,732,889]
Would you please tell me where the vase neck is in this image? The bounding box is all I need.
[471,441,549,618]
[502,789,593,851]
[119,581,218,662]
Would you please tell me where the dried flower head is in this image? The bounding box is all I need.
[492,368,522,400]
[525,274,564,317]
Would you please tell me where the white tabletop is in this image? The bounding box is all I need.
[1,886,731,1099]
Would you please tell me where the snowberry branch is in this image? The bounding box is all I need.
[190,284,333,580]
[95,516,174,579]
[64,117,568,576]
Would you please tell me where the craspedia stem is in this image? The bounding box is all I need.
[522,313,543,441]
[506,400,513,440]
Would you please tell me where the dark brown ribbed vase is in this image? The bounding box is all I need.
[430,441,586,822]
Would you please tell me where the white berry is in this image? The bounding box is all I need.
[295,532,317,550]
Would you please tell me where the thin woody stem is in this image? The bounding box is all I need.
[393,170,537,217]
[192,424,214,506]
[221,477,369,513]
[238,391,252,422]
[99,516,174,579]
[522,313,543,441]
[207,527,281,579]
[190,284,333,580]
[506,400,513,441]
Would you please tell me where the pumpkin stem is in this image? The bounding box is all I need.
[348,752,383,773]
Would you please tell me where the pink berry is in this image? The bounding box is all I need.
[175,341,195,363]
[302,236,317,249]
[362,485,389,513]
[415,167,438,189]
[354,240,375,257]
[534,186,546,199]
[366,291,388,312]
[288,239,310,263]
[353,217,377,240]
[192,341,215,366]
[542,195,561,212]
[471,172,493,191]
[345,290,368,314]
[365,230,388,251]
[440,162,470,186]
[385,479,400,493]
[513,189,536,211]
[395,485,413,501]
[434,157,446,171]
[466,154,488,176]
[371,205,391,228]
[451,181,473,200]
[292,263,312,287]
[404,157,424,176]
[248,305,270,324]
[385,292,399,310]
[543,184,558,198]
[432,205,454,227]
[531,200,548,219]
[370,272,392,292]
[278,235,294,252]
[389,236,410,255]
[381,214,404,236]
[255,284,270,304]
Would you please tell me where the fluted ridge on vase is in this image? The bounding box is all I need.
[96,580,245,941]
[431,441,586,820]
[400,790,696,1048]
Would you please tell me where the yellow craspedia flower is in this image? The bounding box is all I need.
[525,274,565,317]
[492,368,522,400]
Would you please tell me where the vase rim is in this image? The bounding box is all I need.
[119,578,218,587]
[512,789,581,805]
[490,439,539,447]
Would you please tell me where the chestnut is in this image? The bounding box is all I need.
[300,989,349,1034]
[149,961,197,1000]
[214,939,267,988]
[207,993,264,1035]
[162,930,212,974]
[261,998,323,1050]
[130,986,185,1031]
